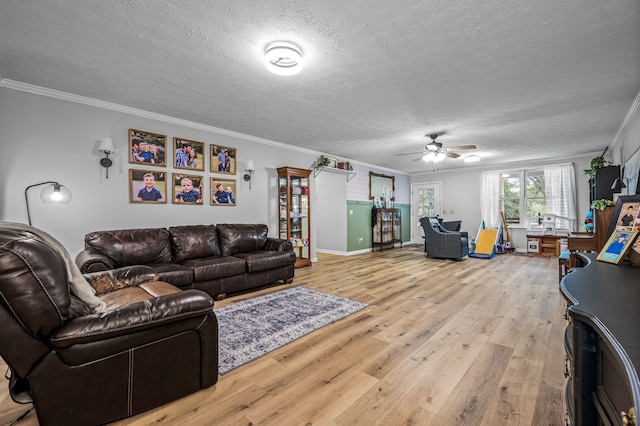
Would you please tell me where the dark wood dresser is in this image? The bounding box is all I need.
[561,253,639,425]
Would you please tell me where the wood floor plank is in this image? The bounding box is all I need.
[0,247,567,426]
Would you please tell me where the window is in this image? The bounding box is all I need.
[482,163,576,231]
[525,170,547,224]
[499,170,548,225]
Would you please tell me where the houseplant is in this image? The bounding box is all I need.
[591,199,615,210]
[584,155,611,179]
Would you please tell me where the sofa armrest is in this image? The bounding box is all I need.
[264,237,293,252]
[76,249,115,273]
[83,265,159,296]
[51,289,214,349]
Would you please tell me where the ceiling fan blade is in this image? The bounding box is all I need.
[396,151,427,156]
[447,145,477,151]
[444,151,460,159]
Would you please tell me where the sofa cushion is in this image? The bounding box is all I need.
[233,251,296,273]
[181,256,246,281]
[216,224,268,256]
[149,263,194,288]
[84,228,172,267]
[169,225,221,263]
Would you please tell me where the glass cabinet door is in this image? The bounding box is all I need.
[277,167,312,267]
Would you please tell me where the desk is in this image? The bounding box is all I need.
[526,234,567,257]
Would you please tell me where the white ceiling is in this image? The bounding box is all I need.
[1,1,638,173]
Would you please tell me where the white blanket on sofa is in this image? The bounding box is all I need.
[1,221,107,313]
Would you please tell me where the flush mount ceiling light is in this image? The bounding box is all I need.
[265,42,303,76]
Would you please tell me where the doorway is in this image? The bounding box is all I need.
[411,182,442,245]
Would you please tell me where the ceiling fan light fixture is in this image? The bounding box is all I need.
[265,42,303,76]
[422,152,446,163]
[422,152,435,162]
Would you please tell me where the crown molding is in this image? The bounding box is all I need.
[611,90,640,151]
[0,78,320,153]
[1,78,410,176]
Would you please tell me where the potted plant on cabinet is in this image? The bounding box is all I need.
[584,153,611,179]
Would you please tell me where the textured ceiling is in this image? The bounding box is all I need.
[1,1,639,173]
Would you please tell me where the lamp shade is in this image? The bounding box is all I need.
[99,137,115,153]
[25,181,72,225]
[245,160,255,172]
[40,183,72,204]
[611,177,627,191]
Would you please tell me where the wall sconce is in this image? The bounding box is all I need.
[244,160,255,190]
[24,181,72,225]
[611,176,629,195]
[98,137,115,178]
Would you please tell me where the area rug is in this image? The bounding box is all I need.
[215,286,368,374]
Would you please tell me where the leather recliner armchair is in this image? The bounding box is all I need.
[0,226,218,425]
[420,217,469,260]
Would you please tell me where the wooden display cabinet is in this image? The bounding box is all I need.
[277,167,312,268]
[372,208,401,251]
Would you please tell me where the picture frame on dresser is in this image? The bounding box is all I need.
[596,230,638,264]
[606,194,640,239]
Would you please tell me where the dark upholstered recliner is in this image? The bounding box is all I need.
[0,225,218,425]
[420,217,469,260]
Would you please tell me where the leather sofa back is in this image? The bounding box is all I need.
[0,229,72,375]
[84,228,173,267]
[169,225,221,262]
[217,224,268,256]
[0,229,72,336]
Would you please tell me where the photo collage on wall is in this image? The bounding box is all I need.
[128,129,237,206]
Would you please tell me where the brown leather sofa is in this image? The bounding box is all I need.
[0,226,218,425]
[76,223,296,299]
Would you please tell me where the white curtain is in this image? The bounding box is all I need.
[480,171,501,228]
[544,163,578,231]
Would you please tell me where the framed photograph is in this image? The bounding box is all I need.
[129,129,167,166]
[325,156,338,168]
[172,173,204,205]
[596,230,638,264]
[210,178,236,206]
[174,138,205,171]
[129,169,167,203]
[210,144,237,175]
[623,147,640,195]
[606,195,640,239]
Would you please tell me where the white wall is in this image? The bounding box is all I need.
[316,169,348,252]
[0,87,320,256]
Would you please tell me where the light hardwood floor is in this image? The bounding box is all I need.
[0,246,567,425]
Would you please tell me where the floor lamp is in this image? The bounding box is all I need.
[24,181,72,225]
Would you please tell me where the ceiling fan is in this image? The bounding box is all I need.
[397,133,477,162]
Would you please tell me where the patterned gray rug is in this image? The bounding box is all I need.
[215,286,368,374]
